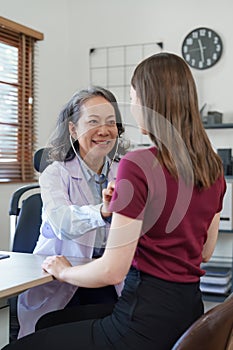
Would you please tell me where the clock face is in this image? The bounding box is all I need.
[181,27,223,70]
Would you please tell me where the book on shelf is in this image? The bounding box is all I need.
[200,281,232,294]
[201,266,232,278]
[200,271,232,285]
[200,266,232,294]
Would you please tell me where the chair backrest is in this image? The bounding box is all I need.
[9,185,42,252]
[33,147,52,173]
[9,148,51,252]
[171,293,233,350]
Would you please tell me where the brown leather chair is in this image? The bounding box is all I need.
[171,293,233,350]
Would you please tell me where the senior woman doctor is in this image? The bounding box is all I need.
[16,86,125,338]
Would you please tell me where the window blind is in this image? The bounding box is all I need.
[0,17,43,182]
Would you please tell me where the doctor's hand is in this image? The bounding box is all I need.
[101,180,115,219]
[42,255,72,281]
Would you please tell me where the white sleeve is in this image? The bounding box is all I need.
[39,162,106,240]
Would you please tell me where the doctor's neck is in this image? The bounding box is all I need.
[80,153,105,175]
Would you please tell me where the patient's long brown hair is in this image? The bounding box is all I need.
[131,52,223,189]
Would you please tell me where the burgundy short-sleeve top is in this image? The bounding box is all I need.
[109,147,226,283]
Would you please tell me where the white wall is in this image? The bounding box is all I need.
[0,0,233,249]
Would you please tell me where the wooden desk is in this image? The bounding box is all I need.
[0,251,53,348]
[0,251,53,299]
[0,251,91,348]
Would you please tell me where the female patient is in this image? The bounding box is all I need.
[16,86,125,338]
[5,53,226,350]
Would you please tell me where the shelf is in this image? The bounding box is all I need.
[219,230,233,234]
[204,123,233,129]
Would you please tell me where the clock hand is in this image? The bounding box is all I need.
[198,39,205,62]
[188,46,206,52]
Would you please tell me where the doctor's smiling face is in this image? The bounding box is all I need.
[69,95,118,169]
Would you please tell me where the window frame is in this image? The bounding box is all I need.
[0,16,43,183]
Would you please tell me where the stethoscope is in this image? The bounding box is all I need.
[69,134,119,185]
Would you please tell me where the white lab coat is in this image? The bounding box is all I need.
[17,157,123,338]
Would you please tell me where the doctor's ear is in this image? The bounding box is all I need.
[68,121,77,139]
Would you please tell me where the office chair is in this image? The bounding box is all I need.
[8,147,51,342]
[9,184,42,252]
[9,147,51,252]
[171,293,233,350]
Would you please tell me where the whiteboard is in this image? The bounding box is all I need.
[89,42,163,147]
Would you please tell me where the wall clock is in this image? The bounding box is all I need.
[181,27,223,70]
